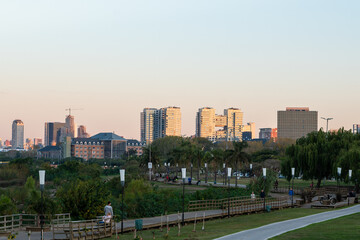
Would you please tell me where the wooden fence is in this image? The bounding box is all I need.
[52,218,114,240]
[0,213,70,233]
[188,195,290,215]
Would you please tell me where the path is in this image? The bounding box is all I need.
[215,204,360,240]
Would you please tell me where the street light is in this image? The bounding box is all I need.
[291,168,295,207]
[190,163,193,184]
[181,168,186,226]
[205,163,208,183]
[337,167,342,192]
[263,168,266,212]
[250,164,252,178]
[321,117,333,133]
[39,170,45,240]
[227,167,232,218]
[348,169,352,206]
[223,163,226,185]
[120,169,125,234]
[148,162,152,181]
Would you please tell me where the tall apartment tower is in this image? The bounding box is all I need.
[44,122,66,146]
[141,107,182,143]
[141,108,160,144]
[277,107,318,140]
[159,107,181,138]
[353,124,360,134]
[66,115,76,138]
[78,125,90,138]
[196,107,216,139]
[224,108,243,141]
[12,120,24,149]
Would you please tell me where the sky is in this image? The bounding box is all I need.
[1,0,359,141]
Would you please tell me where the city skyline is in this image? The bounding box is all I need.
[1,1,359,141]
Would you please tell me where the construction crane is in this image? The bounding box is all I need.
[65,108,83,116]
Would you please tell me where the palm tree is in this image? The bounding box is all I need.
[228,141,249,187]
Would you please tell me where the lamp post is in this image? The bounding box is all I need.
[181,168,186,225]
[205,163,208,183]
[337,167,342,192]
[190,163,193,184]
[148,162,152,182]
[249,164,252,178]
[223,163,226,185]
[227,167,232,218]
[321,117,333,133]
[348,169,352,206]
[263,168,266,212]
[291,168,295,208]
[120,169,125,234]
[39,170,45,240]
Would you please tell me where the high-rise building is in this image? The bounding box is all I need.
[141,107,181,143]
[196,107,243,141]
[353,124,360,134]
[34,138,43,146]
[271,128,278,141]
[159,107,181,138]
[78,125,90,138]
[4,140,11,147]
[0,138,2,148]
[259,128,272,140]
[277,107,318,140]
[12,120,24,149]
[224,108,243,141]
[242,122,256,139]
[196,107,216,139]
[66,115,76,138]
[44,122,66,146]
[141,108,159,144]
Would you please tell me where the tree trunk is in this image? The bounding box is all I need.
[235,160,238,188]
[197,157,200,182]
[316,178,322,188]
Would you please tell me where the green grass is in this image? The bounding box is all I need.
[105,208,330,240]
[271,212,360,240]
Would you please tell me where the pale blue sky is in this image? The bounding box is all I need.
[1,0,359,140]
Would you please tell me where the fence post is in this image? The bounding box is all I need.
[69,221,73,240]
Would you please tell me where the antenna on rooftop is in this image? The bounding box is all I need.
[65,108,83,116]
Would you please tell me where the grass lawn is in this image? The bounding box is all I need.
[271,212,360,240]
[105,208,330,240]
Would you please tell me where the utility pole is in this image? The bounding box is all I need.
[321,117,333,132]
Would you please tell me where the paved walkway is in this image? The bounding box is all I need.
[215,204,360,240]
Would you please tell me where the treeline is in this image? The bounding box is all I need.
[281,129,360,190]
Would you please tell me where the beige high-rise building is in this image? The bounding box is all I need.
[196,107,216,139]
[160,107,181,137]
[277,107,318,140]
[224,108,243,141]
[196,107,244,141]
[141,107,181,143]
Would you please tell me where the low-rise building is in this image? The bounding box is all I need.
[37,146,62,160]
[71,138,105,160]
[126,139,146,156]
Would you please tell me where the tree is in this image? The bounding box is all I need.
[283,129,355,187]
[0,195,16,215]
[57,180,110,220]
[227,141,249,187]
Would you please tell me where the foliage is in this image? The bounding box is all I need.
[282,129,360,187]
[57,179,110,220]
[247,169,277,196]
[0,195,16,215]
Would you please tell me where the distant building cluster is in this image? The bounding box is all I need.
[8,105,360,160]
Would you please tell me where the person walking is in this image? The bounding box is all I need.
[289,188,294,202]
[260,189,265,199]
[104,201,113,218]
